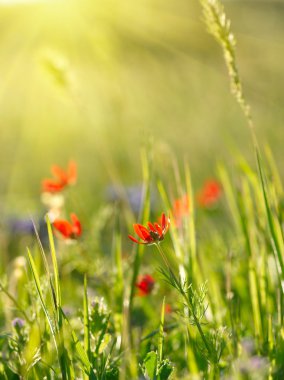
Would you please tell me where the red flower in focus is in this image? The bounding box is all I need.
[128,213,170,245]
[172,195,190,227]
[135,274,155,296]
[197,180,222,207]
[53,213,82,240]
[42,161,77,193]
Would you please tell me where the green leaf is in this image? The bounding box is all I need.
[142,351,157,380]
[157,359,174,380]
[98,333,111,354]
[95,313,111,354]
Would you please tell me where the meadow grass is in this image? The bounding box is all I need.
[3,141,284,379]
[1,0,284,379]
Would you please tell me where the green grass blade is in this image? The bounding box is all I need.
[46,216,61,309]
[184,160,197,283]
[0,282,32,324]
[46,217,71,380]
[158,297,165,363]
[60,308,91,375]
[218,163,240,232]
[26,248,58,355]
[256,149,284,285]
[83,274,91,361]
[31,219,52,282]
[241,180,264,342]
[31,219,57,312]
[264,145,283,195]
[114,232,123,313]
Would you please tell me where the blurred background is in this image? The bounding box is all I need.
[0,0,284,215]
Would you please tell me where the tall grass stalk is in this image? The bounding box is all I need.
[83,274,91,380]
[199,0,253,133]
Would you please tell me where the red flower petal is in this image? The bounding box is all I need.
[51,165,68,183]
[161,213,166,230]
[129,213,170,245]
[53,220,73,238]
[154,223,163,237]
[128,235,145,244]
[134,224,151,241]
[42,179,65,193]
[197,180,222,207]
[135,274,155,296]
[147,222,156,232]
[42,161,77,194]
[71,213,82,236]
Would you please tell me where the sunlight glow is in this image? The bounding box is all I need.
[0,0,47,4]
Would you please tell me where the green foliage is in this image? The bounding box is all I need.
[141,351,173,380]
[3,150,284,379]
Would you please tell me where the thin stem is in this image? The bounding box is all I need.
[187,291,213,359]
[155,243,181,288]
[155,243,171,270]
[0,283,32,324]
[155,245,214,363]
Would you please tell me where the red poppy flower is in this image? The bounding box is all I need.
[172,195,190,227]
[197,180,222,207]
[53,213,82,239]
[42,161,77,193]
[135,274,155,296]
[128,213,170,245]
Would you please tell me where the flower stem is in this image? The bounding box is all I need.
[155,243,171,270]
[187,290,213,359]
[155,245,214,363]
